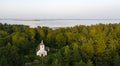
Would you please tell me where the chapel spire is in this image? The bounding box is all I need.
[40,40,44,45]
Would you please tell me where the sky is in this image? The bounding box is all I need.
[0,0,120,19]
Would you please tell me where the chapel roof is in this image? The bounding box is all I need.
[36,40,44,51]
[40,40,44,45]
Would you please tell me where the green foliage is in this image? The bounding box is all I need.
[56,33,66,48]
[87,60,94,66]
[0,23,120,66]
[72,42,81,62]
[12,32,30,54]
[74,60,87,66]
[0,43,24,66]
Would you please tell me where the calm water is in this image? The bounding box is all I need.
[0,19,120,28]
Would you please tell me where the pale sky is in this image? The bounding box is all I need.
[0,0,120,19]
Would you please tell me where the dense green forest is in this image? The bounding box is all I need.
[0,23,120,66]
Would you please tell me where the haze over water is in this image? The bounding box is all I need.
[0,19,120,28]
[0,0,120,27]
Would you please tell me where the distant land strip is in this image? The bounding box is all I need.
[0,18,120,21]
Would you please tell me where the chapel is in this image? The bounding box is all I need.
[36,40,47,57]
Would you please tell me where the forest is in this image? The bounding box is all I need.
[0,23,120,66]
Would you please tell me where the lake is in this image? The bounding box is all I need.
[0,19,120,28]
